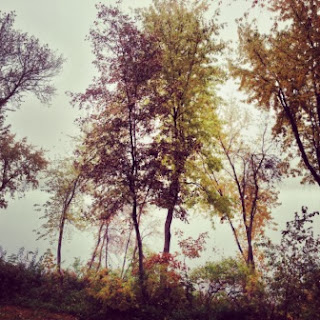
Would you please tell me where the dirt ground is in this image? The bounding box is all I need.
[0,305,78,320]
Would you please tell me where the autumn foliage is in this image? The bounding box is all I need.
[1,0,320,319]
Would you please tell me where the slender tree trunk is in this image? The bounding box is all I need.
[57,213,66,276]
[121,224,133,278]
[105,222,109,269]
[132,242,138,262]
[227,215,246,262]
[97,229,106,272]
[163,206,174,253]
[56,176,79,276]
[132,198,146,299]
[88,223,104,270]
[163,178,179,254]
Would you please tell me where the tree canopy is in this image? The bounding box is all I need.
[0,11,63,113]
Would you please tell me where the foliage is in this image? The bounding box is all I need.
[144,253,184,297]
[261,207,320,320]
[0,248,94,318]
[191,257,272,320]
[232,0,320,186]
[0,9,61,215]
[87,269,136,312]
[141,0,225,253]
[0,125,47,209]
[0,11,63,112]
[194,104,281,268]
[177,230,208,259]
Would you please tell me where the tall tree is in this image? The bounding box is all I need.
[142,0,224,253]
[74,4,162,298]
[232,0,320,186]
[0,11,63,113]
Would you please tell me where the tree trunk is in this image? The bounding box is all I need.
[163,178,179,254]
[163,206,174,253]
[105,222,109,269]
[97,227,106,272]
[132,199,146,299]
[121,224,133,278]
[227,215,246,262]
[88,223,104,270]
[57,213,66,276]
[278,89,320,186]
[56,176,79,276]
[246,231,255,270]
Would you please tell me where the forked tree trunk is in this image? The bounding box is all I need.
[88,223,104,270]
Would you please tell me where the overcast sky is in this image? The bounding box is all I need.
[0,0,319,269]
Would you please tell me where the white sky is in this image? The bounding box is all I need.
[0,0,319,269]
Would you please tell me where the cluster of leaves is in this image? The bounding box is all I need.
[0,124,47,209]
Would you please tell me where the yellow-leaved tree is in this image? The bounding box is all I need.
[142,0,224,254]
[232,0,320,185]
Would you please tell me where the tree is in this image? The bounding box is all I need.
[218,134,279,269]
[74,4,162,298]
[36,159,83,275]
[0,11,63,113]
[232,0,320,186]
[0,118,47,209]
[142,0,224,253]
[195,106,280,269]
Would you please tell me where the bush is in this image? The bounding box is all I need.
[262,208,320,320]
